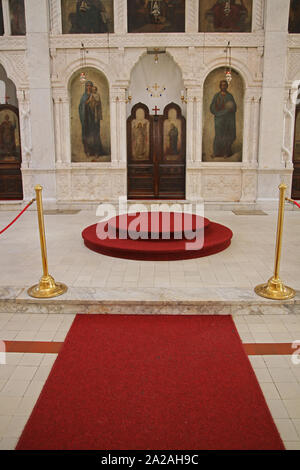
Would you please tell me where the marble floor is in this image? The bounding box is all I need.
[0,208,299,294]
[0,208,300,449]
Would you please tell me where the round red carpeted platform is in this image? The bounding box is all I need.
[108,212,211,239]
[82,212,233,261]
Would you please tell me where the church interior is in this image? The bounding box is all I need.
[0,0,300,452]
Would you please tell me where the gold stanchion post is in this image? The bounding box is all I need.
[28,185,67,298]
[254,183,295,300]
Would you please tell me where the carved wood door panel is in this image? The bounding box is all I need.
[127,102,186,199]
[127,103,154,198]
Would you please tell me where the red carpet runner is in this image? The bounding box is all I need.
[16,315,284,450]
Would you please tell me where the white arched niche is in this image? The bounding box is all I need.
[127,52,185,118]
[0,63,18,107]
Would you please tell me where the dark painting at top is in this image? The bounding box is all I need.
[128,0,185,33]
[0,1,4,35]
[289,0,300,33]
[61,0,114,34]
[9,0,26,35]
[199,0,252,32]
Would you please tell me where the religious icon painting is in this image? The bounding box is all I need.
[0,103,23,199]
[162,107,182,161]
[70,67,111,162]
[9,0,26,35]
[0,1,4,35]
[61,0,114,34]
[127,104,152,162]
[199,0,252,32]
[202,68,244,163]
[128,0,185,33]
[161,104,185,162]
[289,0,300,33]
[292,97,300,199]
[294,108,300,162]
[0,105,21,163]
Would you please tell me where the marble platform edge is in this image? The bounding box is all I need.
[0,286,299,315]
[2,200,296,212]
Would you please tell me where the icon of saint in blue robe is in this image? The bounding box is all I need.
[210,80,237,158]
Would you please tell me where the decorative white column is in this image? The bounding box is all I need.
[24,0,57,204]
[61,96,70,164]
[49,0,62,35]
[53,96,62,165]
[242,94,253,166]
[114,0,127,34]
[17,89,34,200]
[257,0,292,203]
[2,0,11,36]
[53,93,70,166]
[185,88,194,164]
[241,91,261,168]
[185,86,203,201]
[53,89,71,166]
[109,86,127,199]
[53,89,72,203]
[258,0,290,169]
[241,92,260,202]
[117,87,128,164]
[185,0,199,34]
[185,86,203,163]
[194,89,203,163]
[252,0,265,32]
[110,88,119,164]
[282,89,296,170]
[250,95,261,167]
[17,88,32,169]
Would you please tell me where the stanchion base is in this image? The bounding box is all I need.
[255,278,296,300]
[28,275,68,299]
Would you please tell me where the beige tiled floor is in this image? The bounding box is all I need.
[0,313,299,450]
[0,209,299,290]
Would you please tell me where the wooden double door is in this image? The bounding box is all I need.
[292,104,300,200]
[0,104,23,200]
[127,102,186,199]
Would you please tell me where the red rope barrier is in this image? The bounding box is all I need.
[0,199,36,235]
[286,198,300,209]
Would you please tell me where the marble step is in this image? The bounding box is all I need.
[0,286,299,315]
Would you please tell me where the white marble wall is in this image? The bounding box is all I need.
[0,0,297,207]
[22,0,57,203]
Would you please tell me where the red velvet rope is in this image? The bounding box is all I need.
[286,198,300,209]
[292,200,300,209]
[0,199,35,235]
